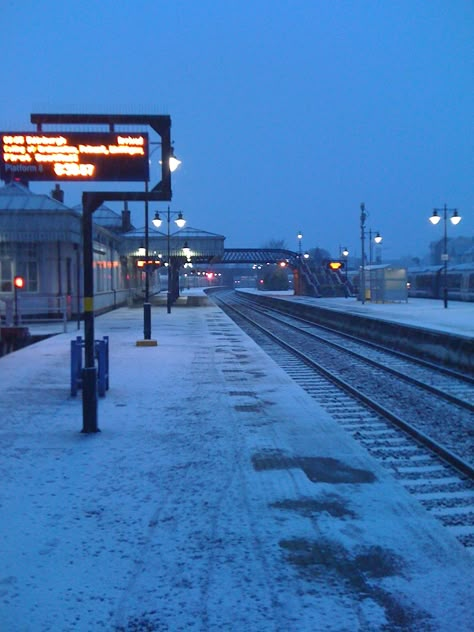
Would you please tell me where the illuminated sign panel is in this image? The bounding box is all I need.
[0,132,149,182]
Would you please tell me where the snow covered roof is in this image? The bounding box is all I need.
[0,182,74,213]
[72,202,124,229]
[122,225,225,240]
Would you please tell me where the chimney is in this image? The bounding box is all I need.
[51,184,64,203]
[122,202,132,232]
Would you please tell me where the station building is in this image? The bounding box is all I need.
[0,182,225,323]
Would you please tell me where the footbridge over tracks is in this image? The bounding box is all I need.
[174,245,352,300]
[212,248,352,298]
[215,248,320,297]
[220,248,301,266]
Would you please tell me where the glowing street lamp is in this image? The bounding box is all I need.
[159,145,182,173]
[169,154,182,172]
[340,246,349,285]
[182,241,191,258]
[297,230,303,256]
[360,203,367,303]
[152,207,187,313]
[429,205,462,308]
[360,203,384,302]
[141,145,182,341]
[368,229,383,264]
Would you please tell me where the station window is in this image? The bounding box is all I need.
[0,243,38,292]
[16,260,38,292]
[1,258,13,291]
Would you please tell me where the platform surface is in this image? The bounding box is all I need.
[1,296,473,630]
[238,288,474,337]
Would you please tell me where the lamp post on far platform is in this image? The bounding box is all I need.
[429,204,461,308]
[360,203,367,303]
[297,230,303,256]
[360,203,383,303]
[368,230,383,265]
[341,246,349,282]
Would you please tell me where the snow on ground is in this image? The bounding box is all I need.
[238,289,474,337]
[1,298,473,631]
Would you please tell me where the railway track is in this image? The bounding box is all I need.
[210,289,474,551]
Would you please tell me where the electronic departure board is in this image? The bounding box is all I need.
[0,132,149,182]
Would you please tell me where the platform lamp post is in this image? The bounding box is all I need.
[429,205,461,308]
[141,146,182,341]
[297,231,303,256]
[368,230,383,265]
[143,181,152,340]
[295,231,310,294]
[182,241,191,258]
[341,246,349,281]
[152,206,186,313]
[360,203,367,303]
[366,230,382,300]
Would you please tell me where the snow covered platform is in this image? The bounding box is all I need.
[1,300,473,630]
[238,288,474,338]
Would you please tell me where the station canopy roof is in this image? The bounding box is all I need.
[123,225,225,240]
[122,226,226,261]
[73,202,124,231]
[0,182,81,243]
[0,182,73,213]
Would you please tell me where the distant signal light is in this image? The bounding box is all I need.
[327,261,344,271]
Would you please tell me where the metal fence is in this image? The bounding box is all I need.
[0,294,69,332]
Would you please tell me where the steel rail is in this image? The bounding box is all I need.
[213,291,474,480]
[232,295,474,413]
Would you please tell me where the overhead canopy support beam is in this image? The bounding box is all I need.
[81,187,172,434]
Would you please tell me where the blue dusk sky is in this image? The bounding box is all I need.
[0,0,472,260]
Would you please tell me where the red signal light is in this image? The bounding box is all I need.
[14,276,25,289]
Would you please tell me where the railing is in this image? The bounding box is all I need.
[299,259,321,297]
[0,287,161,331]
[0,294,69,332]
